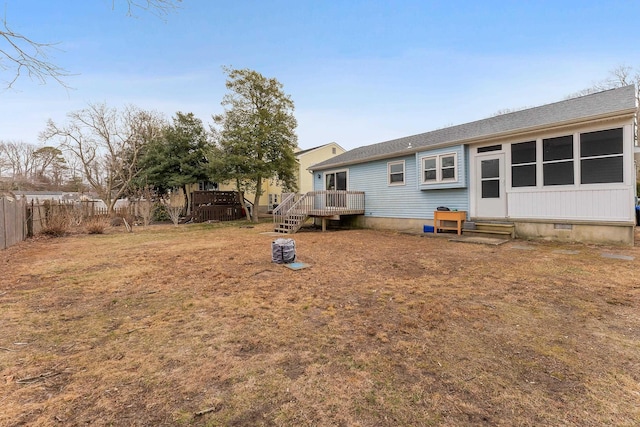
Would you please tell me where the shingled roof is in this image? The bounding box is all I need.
[311,85,637,170]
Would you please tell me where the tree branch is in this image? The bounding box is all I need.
[0,19,70,89]
[1,1,181,89]
[117,0,182,18]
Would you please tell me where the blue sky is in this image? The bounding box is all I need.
[1,0,638,151]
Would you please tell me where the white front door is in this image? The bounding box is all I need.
[475,154,506,218]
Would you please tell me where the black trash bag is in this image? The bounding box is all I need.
[272,238,296,264]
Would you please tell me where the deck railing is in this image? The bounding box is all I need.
[193,205,244,222]
[274,190,365,224]
[272,192,298,227]
[305,190,365,216]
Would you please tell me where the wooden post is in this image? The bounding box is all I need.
[322,217,327,232]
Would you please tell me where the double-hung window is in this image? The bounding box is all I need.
[543,135,574,186]
[422,153,457,184]
[388,161,405,185]
[580,128,623,184]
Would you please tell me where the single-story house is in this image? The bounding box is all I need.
[305,85,637,245]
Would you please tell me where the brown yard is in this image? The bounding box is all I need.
[1,221,639,426]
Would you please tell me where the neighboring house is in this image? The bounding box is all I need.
[12,191,80,203]
[295,142,346,194]
[309,86,637,245]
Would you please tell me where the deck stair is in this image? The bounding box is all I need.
[273,190,366,234]
[273,193,309,234]
[463,221,515,239]
[274,212,308,234]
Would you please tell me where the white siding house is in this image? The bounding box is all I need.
[310,86,637,245]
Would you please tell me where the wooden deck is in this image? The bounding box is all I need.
[273,191,365,233]
[307,208,365,217]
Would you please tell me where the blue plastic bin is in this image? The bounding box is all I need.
[423,225,434,233]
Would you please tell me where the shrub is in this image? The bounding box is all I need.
[85,216,109,234]
[138,199,155,227]
[152,203,170,222]
[136,186,156,227]
[163,193,185,226]
[41,204,72,236]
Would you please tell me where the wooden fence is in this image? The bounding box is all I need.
[26,201,134,236]
[191,191,245,222]
[0,196,27,250]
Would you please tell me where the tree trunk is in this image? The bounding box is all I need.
[251,178,263,223]
[182,184,189,216]
[236,189,251,221]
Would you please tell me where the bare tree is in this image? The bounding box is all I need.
[0,1,181,88]
[118,0,182,17]
[0,140,68,188]
[133,185,156,227]
[0,19,69,88]
[32,146,67,185]
[0,140,35,179]
[0,142,8,176]
[163,192,184,226]
[567,65,640,101]
[41,103,165,213]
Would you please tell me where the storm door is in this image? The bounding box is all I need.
[475,154,506,218]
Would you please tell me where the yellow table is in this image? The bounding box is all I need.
[433,210,466,235]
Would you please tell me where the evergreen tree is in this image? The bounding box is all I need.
[212,67,298,222]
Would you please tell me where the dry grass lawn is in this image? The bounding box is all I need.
[1,221,639,426]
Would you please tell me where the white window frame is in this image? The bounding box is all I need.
[421,152,458,184]
[506,125,628,192]
[579,128,624,184]
[541,134,575,186]
[387,160,405,186]
[510,141,537,188]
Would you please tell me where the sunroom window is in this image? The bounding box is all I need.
[543,135,574,186]
[511,141,536,187]
[580,128,623,184]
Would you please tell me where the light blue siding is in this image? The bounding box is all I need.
[311,146,470,219]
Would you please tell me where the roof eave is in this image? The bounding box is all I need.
[311,108,637,171]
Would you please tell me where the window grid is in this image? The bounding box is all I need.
[580,128,623,184]
[422,153,457,184]
[387,161,405,185]
[542,135,574,186]
[508,128,624,189]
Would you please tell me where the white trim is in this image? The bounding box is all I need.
[387,160,405,186]
[420,152,458,184]
[323,169,349,191]
[541,133,575,187]
[505,125,628,192]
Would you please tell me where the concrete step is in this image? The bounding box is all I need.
[463,229,513,237]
